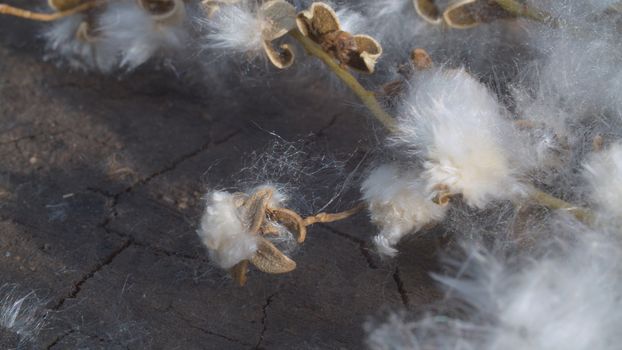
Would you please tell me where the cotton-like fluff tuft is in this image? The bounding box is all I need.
[367,219,622,350]
[200,3,264,54]
[361,163,447,256]
[97,0,189,70]
[583,142,622,223]
[43,15,116,72]
[198,191,258,269]
[391,69,525,209]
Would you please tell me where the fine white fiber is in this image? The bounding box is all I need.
[0,284,47,347]
[361,163,447,256]
[583,142,622,224]
[97,0,190,70]
[391,68,525,209]
[198,190,258,269]
[200,2,264,54]
[367,218,622,350]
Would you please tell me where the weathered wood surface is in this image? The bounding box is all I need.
[0,8,443,349]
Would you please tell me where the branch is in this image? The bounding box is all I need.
[289,29,397,132]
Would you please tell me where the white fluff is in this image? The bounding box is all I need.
[391,69,525,208]
[43,1,189,72]
[361,163,447,256]
[197,191,258,269]
[97,0,189,70]
[368,220,622,350]
[583,142,622,223]
[201,3,264,54]
[43,15,117,72]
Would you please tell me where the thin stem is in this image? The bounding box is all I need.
[528,187,592,223]
[289,29,397,133]
[303,202,366,226]
[493,0,555,25]
[0,0,105,21]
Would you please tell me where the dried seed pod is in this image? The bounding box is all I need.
[411,48,433,70]
[297,2,382,73]
[296,2,341,38]
[413,0,442,24]
[249,237,296,273]
[347,35,382,74]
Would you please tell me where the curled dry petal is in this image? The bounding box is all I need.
[268,207,307,243]
[249,236,297,273]
[443,0,513,29]
[414,0,442,24]
[262,41,295,68]
[230,260,249,286]
[137,0,186,26]
[348,34,382,74]
[259,0,297,69]
[241,187,274,234]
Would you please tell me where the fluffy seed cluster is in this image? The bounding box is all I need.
[197,185,293,270]
[390,68,524,209]
[368,219,622,350]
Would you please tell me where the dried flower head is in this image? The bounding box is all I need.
[296,2,382,73]
[198,184,365,285]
